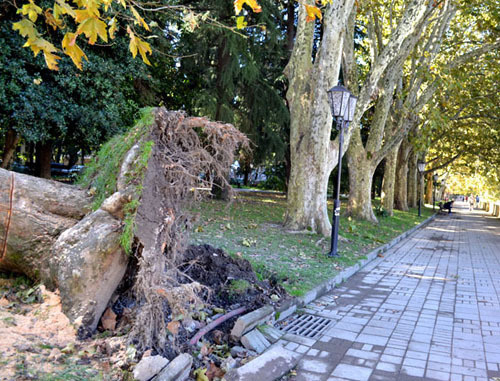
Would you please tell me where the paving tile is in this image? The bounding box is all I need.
[331,364,372,381]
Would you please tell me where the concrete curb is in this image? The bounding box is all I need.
[227,213,437,380]
[233,212,437,340]
[275,213,437,322]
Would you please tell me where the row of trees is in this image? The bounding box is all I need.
[2,0,499,234]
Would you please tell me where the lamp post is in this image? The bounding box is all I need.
[327,85,357,258]
[417,160,426,217]
[433,174,438,212]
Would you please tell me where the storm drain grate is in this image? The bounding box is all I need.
[279,314,333,339]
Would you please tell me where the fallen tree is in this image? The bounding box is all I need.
[0,108,248,350]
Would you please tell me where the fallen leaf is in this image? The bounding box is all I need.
[206,362,225,380]
[377,253,384,258]
[212,330,224,345]
[100,307,117,331]
[193,368,209,381]
[167,320,180,335]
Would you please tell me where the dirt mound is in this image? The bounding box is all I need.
[180,244,287,311]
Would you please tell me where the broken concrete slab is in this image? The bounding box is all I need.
[133,355,169,381]
[152,353,192,381]
[258,325,284,344]
[224,345,302,381]
[231,305,274,339]
[241,329,271,354]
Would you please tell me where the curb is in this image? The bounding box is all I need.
[274,213,437,322]
[233,212,437,337]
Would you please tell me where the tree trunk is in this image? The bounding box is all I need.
[381,143,400,216]
[35,141,53,179]
[407,151,418,208]
[1,128,20,169]
[283,0,354,235]
[346,157,377,222]
[425,172,433,204]
[0,168,92,281]
[394,140,412,211]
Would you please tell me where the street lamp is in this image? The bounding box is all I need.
[417,160,426,217]
[326,85,357,257]
[433,174,439,212]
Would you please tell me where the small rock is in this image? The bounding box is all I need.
[221,356,237,371]
[270,294,280,302]
[230,346,248,358]
[133,355,169,381]
[152,353,192,381]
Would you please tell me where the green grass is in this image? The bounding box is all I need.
[190,192,433,297]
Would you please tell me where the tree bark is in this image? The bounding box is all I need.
[381,143,400,216]
[407,151,418,208]
[394,139,413,211]
[1,128,20,169]
[283,0,353,235]
[347,158,376,221]
[35,141,53,179]
[0,168,92,281]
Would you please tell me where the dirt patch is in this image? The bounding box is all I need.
[180,244,288,311]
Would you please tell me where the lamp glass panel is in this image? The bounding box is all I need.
[347,96,357,122]
[417,161,425,172]
[328,91,343,117]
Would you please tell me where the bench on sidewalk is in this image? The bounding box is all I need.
[438,201,453,214]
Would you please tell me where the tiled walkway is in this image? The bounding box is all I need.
[281,203,500,381]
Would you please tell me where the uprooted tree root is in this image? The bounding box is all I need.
[128,108,249,354]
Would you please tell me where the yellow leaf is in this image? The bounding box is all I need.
[130,6,150,31]
[234,0,262,15]
[108,17,117,39]
[80,0,101,16]
[102,0,113,12]
[236,16,247,29]
[44,9,63,30]
[193,368,209,381]
[127,27,152,65]
[54,0,76,18]
[18,0,43,22]
[77,17,108,44]
[74,9,93,22]
[62,33,87,70]
[320,0,333,5]
[12,18,39,40]
[305,4,322,22]
[24,36,58,57]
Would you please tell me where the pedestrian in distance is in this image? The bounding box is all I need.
[469,195,474,211]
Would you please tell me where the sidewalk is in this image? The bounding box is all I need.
[272,202,500,381]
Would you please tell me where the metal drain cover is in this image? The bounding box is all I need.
[279,314,332,339]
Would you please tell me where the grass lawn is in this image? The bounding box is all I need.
[189,191,434,297]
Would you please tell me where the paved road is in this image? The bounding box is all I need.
[279,202,500,381]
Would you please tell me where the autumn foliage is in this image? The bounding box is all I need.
[13,0,329,71]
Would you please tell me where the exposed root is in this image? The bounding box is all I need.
[129,109,248,354]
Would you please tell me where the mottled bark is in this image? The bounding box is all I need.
[381,143,400,216]
[394,139,413,211]
[425,172,433,204]
[407,151,418,208]
[1,128,20,169]
[0,168,92,281]
[284,0,353,235]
